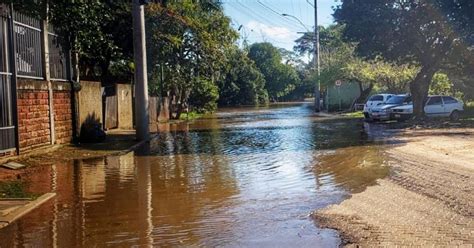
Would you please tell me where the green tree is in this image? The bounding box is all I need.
[146,0,238,118]
[218,47,268,106]
[248,43,300,101]
[334,0,474,118]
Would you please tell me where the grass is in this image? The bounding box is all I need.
[0,181,37,199]
[342,111,364,118]
[179,111,205,121]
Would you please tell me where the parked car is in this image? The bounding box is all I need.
[370,94,411,121]
[391,96,464,121]
[363,94,395,119]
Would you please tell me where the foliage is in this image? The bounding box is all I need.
[188,78,219,113]
[146,0,238,118]
[430,73,464,100]
[0,181,37,199]
[248,43,300,101]
[334,0,474,117]
[218,47,268,106]
[344,58,418,94]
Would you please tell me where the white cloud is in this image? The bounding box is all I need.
[245,21,298,48]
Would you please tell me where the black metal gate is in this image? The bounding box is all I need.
[0,6,16,152]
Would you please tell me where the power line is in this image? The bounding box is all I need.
[256,0,311,29]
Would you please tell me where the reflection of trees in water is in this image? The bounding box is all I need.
[313,146,389,194]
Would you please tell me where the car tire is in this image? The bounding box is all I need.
[450,110,460,121]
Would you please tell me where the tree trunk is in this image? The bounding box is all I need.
[351,81,373,110]
[410,66,437,119]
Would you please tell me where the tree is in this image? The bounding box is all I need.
[218,47,268,106]
[146,0,238,118]
[334,0,474,118]
[248,43,300,101]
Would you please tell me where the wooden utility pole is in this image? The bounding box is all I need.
[132,0,149,141]
[314,0,321,112]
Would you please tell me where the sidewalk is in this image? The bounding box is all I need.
[313,128,474,246]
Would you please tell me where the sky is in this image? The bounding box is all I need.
[222,0,339,51]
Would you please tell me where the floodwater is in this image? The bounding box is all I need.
[0,103,390,247]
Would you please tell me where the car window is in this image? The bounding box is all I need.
[404,96,412,104]
[442,96,457,104]
[369,95,383,101]
[426,96,442,105]
[386,96,405,104]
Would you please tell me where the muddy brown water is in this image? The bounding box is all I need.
[0,103,390,247]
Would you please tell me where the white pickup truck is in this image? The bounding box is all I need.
[390,95,464,121]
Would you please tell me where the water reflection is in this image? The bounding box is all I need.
[0,103,389,247]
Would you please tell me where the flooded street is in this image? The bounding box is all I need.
[0,104,389,247]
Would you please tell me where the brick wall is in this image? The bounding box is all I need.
[53,90,73,144]
[17,89,51,151]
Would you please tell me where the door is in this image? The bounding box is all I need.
[442,96,458,117]
[0,8,16,152]
[424,96,444,117]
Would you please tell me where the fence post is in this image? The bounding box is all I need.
[8,4,19,154]
[41,17,55,145]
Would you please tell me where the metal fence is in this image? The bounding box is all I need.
[13,11,43,79]
[0,8,15,151]
[48,25,68,80]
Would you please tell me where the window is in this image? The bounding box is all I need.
[404,96,412,104]
[442,96,458,104]
[369,95,384,101]
[426,96,442,105]
[386,96,405,104]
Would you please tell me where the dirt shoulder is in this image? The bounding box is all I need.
[313,128,474,247]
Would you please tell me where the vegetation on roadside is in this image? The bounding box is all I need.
[0,181,37,199]
[334,0,474,118]
[179,111,205,121]
[6,0,472,119]
[342,111,364,118]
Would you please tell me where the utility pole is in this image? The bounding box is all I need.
[133,0,149,141]
[314,0,321,112]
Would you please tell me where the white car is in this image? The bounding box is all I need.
[363,94,395,119]
[391,96,464,121]
[370,94,411,121]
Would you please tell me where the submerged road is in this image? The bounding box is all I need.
[0,103,390,247]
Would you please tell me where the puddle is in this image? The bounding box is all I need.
[0,103,389,247]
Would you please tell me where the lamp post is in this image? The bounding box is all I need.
[313,0,321,112]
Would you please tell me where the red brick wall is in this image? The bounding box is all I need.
[18,90,51,150]
[53,90,73,144]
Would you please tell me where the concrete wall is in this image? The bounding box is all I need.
[116,84,133,129]
[77,81,103,134]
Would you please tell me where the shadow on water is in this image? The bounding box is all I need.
[0,103,396,247]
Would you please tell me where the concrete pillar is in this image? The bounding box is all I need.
[132,0,149,141]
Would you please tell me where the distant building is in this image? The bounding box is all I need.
[324,81,361,112]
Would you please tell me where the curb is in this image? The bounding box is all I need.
[0,193,56,229]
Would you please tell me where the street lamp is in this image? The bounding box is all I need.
[281,13,311,32]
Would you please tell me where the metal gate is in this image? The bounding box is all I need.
[0,6,16,152]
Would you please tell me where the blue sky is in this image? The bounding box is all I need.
[222,0,339,51]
